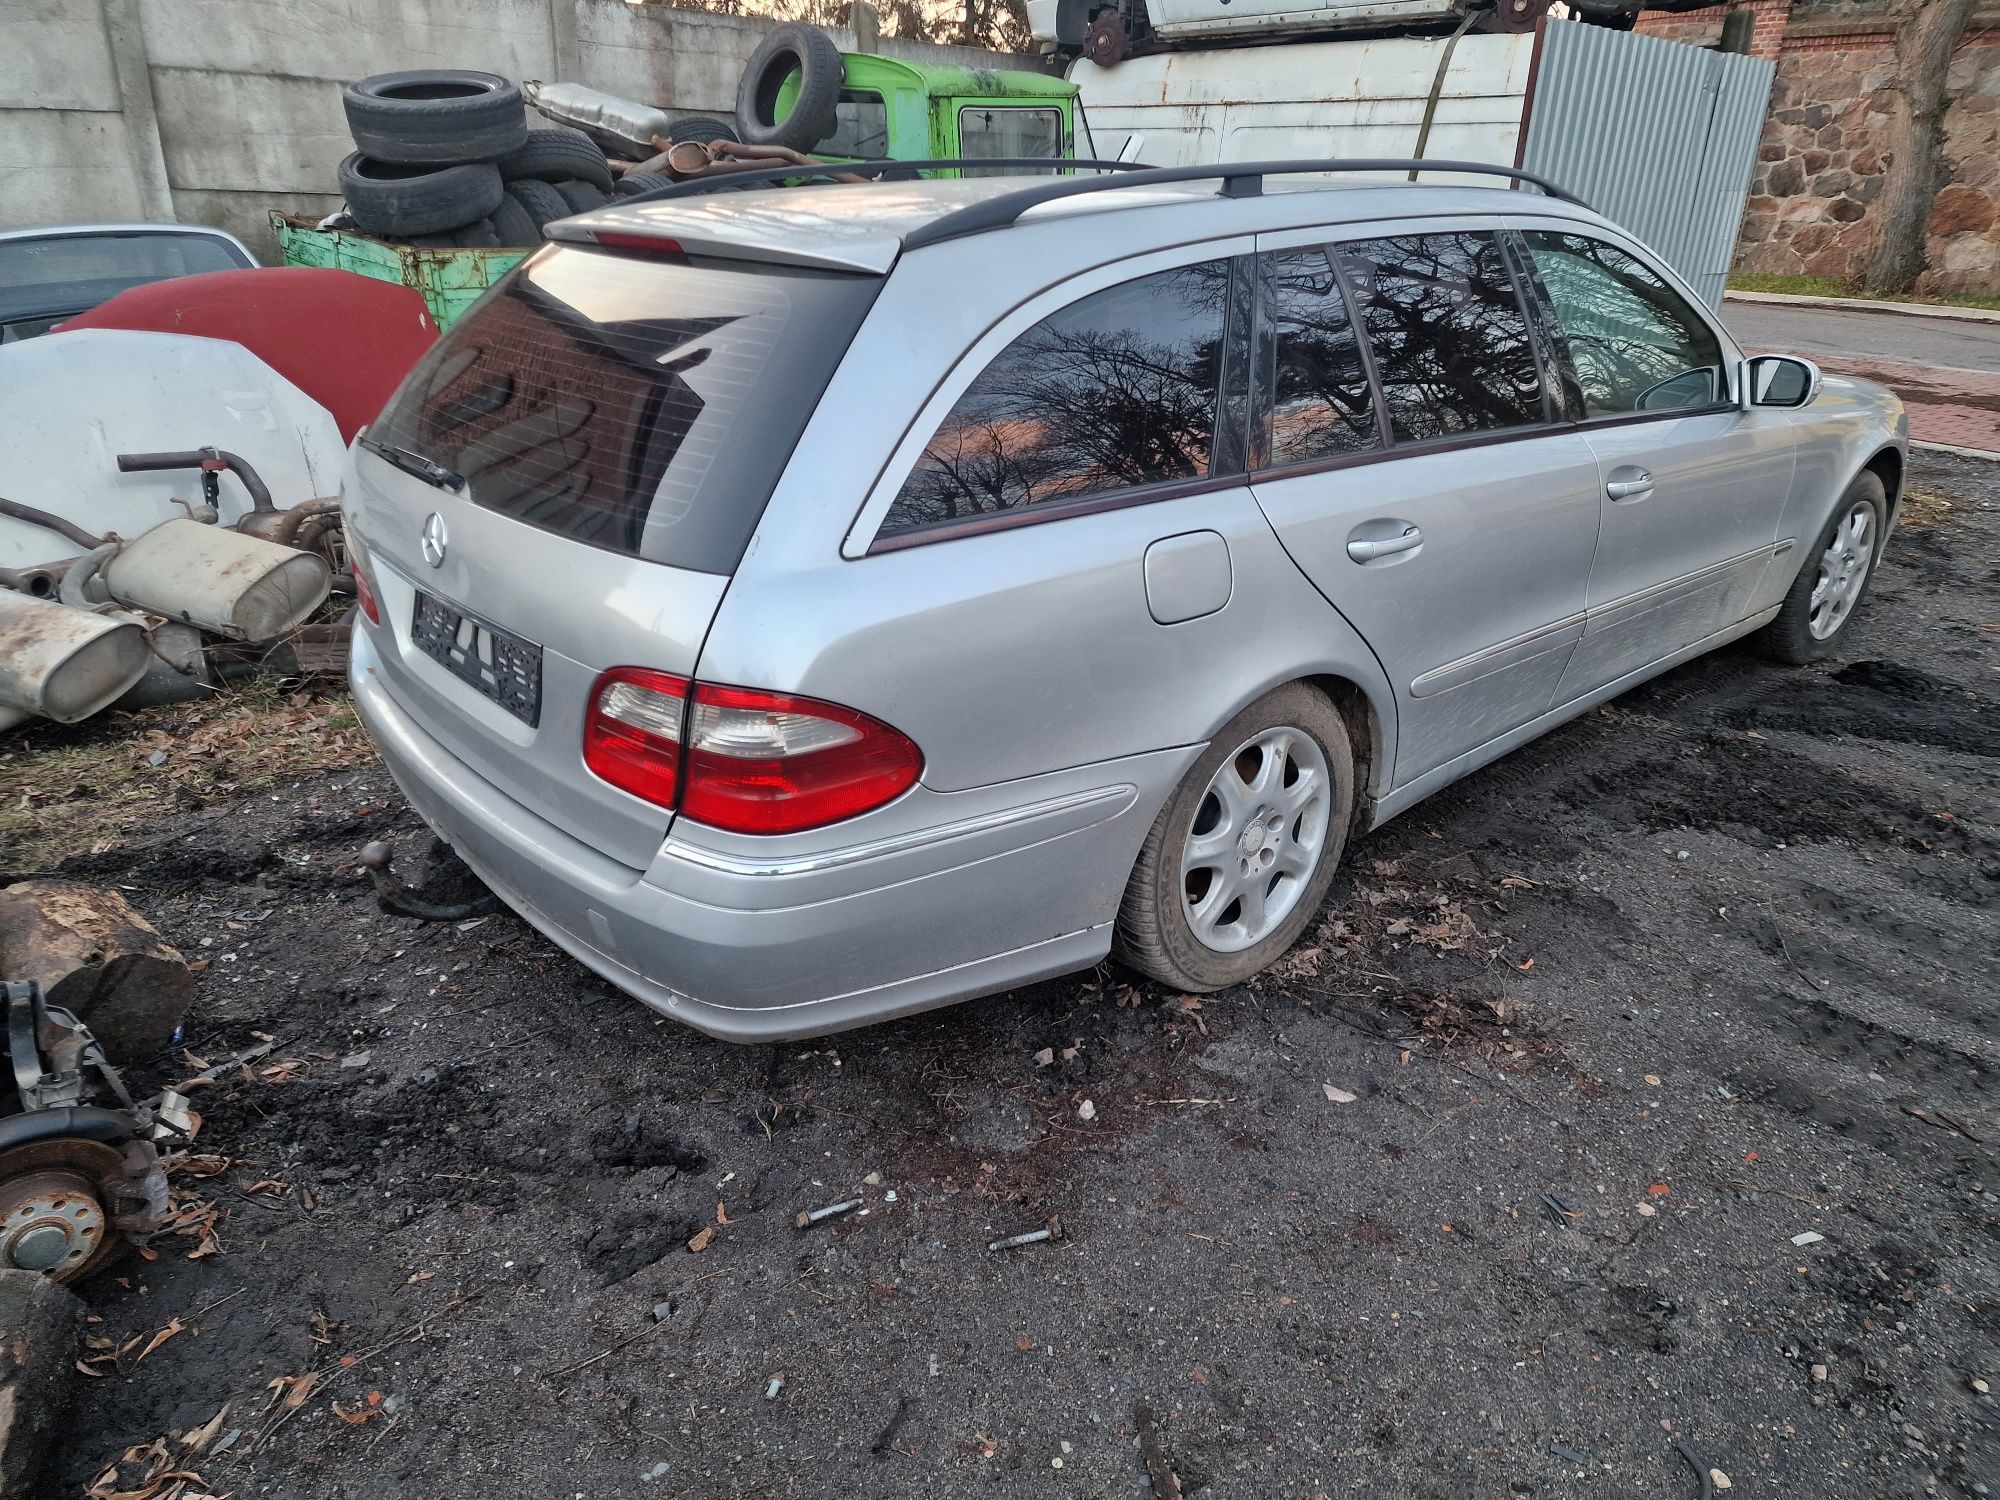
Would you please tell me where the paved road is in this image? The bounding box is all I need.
[1724,298,2000,451]
[1723,298,2000,373]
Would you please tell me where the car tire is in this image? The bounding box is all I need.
[668,115,740,147]
[339,153,504,237]
[343,70,527,166]
[496,128,614,192]
[400,217,503,250]
[1755,471,1886,665]
[504,178,571,233]
[613,171,675,199]
[736,23,842,151]
[1115,684,1355,993]
[488,192,539,246]
[552,177,611,214]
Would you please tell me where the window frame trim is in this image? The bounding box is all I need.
[849,235,1257,557]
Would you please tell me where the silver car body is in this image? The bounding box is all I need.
[345,175,1907,1040]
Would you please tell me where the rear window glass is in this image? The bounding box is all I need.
[882,260,1230,536]
[367,246,879,573]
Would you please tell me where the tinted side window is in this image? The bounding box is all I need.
[1335,231,1544,443]
[1521,232,1726,417]
[883,261,1229,535]
[1260,249,1379,467]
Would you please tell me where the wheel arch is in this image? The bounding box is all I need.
[1305,673,1389,833]
[1862,444,1905,531]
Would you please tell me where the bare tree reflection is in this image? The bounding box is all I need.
[888,261,1230,532]
[1337,232,1543,442]
[1265,250,1378,464]
[1520,232,1724,415]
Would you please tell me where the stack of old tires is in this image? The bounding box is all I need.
[338,70,618,248]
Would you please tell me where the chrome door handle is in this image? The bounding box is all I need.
[1605,471,1654,502]
[1346,525,1423,563]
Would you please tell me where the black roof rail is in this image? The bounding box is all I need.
[902,159,1589,250]
[616,157,1149,209]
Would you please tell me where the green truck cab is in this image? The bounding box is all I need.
[775,54,1084,170]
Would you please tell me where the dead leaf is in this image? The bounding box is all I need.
[404,1271,434,1286]
[1032,1047,1055,1067]
[1498,875,1536,890]
[181,1405,229,1453]
[76,1359,110,1378]
[1516,957,1536,971]
[331,1400,377,1425]
[1646,1182,1672,1197]
[1320,1084,1358,1104]
[687,1225,715,1254]
[135,1317,185,1364]
[269,1371,320,1411]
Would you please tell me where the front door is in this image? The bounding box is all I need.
[1512,228,1796,700]
[1247,227,1603,787]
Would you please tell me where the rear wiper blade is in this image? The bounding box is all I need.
[362,437,465,494]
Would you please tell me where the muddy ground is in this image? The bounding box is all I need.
[26,452,1998,1499]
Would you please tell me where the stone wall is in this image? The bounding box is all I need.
[1637,0,2000,295]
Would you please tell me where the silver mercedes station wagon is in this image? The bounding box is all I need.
[344,160,1908,1041]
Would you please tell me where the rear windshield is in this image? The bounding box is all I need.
[367,245,880,574]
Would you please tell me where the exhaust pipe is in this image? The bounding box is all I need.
[100,519,332,641]
[0,591,150,724]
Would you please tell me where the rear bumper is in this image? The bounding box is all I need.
[351,628,1189,1041]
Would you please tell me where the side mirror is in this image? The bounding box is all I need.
[1741,354,1821,410]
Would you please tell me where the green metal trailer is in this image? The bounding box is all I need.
[270,213,526,331]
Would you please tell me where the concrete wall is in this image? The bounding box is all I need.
[1637,0,2000,295]
[0,0,1026,258]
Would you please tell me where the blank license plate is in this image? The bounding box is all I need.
[412,590,543,726]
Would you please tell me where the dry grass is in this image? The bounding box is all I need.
[0,677,376,872]
[1896,488,1965,530]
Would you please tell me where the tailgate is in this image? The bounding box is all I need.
[344,243,880,870]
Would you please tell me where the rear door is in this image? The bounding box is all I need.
[1248,224,1603,787]
[1510,227,1795,699]
[345,243,879,869]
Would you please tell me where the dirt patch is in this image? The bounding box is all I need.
[37,451,2000,1500]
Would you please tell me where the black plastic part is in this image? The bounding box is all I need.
[610,157,1148,210]
[900,159,1588,250]
[0,1107,138,1152]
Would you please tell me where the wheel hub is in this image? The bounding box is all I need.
[1181,727,1332,955]
[0,1139,130,1283]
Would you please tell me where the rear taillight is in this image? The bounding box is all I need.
[583,672,922,834]
[350,544,381,626]
[583,668,688,809]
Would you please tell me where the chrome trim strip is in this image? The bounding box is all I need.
[1410,612,1587,700]
[1586,545,1772,632]
[660,784,1140,878]
[1772,538,1795,556]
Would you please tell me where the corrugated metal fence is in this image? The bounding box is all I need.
[1520,19,1774,309]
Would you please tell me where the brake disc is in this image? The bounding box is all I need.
[0,1138,132,1284]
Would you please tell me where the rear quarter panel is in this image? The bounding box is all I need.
[698,233,1399,804]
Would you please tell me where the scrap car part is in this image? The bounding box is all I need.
[116,447,282,538]
[0,589,150,723]
[1,982,166,1282]
[101,518,332,641]
[358,841,501,922]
